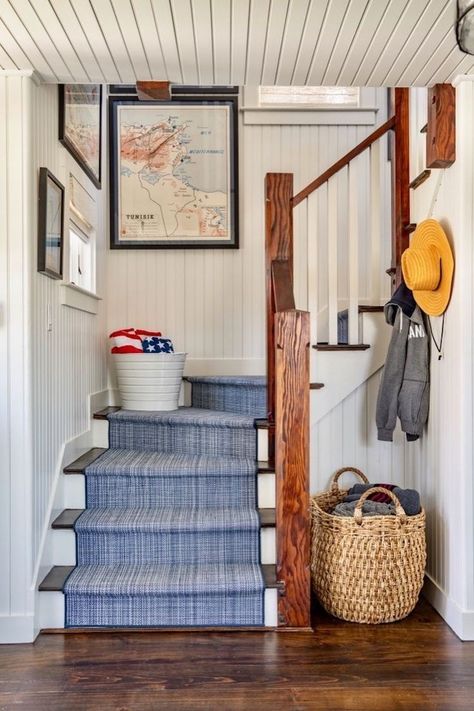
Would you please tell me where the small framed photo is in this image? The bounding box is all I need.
[37,167,64,280]
[59,84,102,189]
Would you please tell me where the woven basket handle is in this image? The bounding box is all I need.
[354,486,407,525]
[331,467,369,493]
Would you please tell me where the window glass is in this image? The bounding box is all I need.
[259,86,360,107]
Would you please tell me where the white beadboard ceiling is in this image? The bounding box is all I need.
[0,0,472,86]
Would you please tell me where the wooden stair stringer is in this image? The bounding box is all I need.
[311,312,391,423]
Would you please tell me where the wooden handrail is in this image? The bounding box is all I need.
[291,115,396,207]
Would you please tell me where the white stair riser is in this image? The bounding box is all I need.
[258,428,268,461]
[63,474,86,508]
[64,470,276,509]
[93,416,270,459]
[49,523,275,567]
[39,587,278,629]
[39,592,65,630]
[51,530,76,565]
[258,472,275,508]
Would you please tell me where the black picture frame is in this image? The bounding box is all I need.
[59,84,102,189]
[109,94,239,249]
[37,167,65,280]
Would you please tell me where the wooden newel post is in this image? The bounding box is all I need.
[275,309,311,628]
[265,172,294,462]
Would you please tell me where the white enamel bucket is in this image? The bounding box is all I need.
[112,353,187,411]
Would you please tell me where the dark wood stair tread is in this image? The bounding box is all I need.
[40,564,280,592]
[51,509,83,529]
[64,447,106,474]
[259,508,275,527]
[313,343,370,351]
[93,406,121,420]
[255,418,274,430]
[39,565,75,591]
[50,507,276,530]
[310,382,324,390]
[358,305,384,313]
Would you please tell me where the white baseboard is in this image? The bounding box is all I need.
[423,574,474,641]
[0,615,35,643]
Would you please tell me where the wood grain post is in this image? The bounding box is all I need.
[426,84,456,168]
[265,173,293,463]
[390,88,410,289]
[275,309,310,628]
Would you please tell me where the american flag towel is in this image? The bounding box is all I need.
[109,328,143,354]
[141,336,174,353]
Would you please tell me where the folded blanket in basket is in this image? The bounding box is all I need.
[141,336,174,353]
[344,483,421,516]
[333,501,395,517]
[109,328,144,353]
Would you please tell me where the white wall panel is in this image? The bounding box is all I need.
[310,369,409,495]
[30,84,107,575]
[0,73,107,641]
[403,82,474,638]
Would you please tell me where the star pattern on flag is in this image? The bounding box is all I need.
[142,336,174,353]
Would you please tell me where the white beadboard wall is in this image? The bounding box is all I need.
[106,87,390,370]
[311,369,410,494]
[403,81,474,639]
[0,72,35,642]
[0,73,108,641]
[31,84,108,570]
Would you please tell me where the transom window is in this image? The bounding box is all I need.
[259,86,360,107]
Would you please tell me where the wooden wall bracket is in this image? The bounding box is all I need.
[409,170,431,190]
[136,81,171,101]
[426,84,456,168]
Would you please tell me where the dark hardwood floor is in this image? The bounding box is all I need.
[0,599,473,710]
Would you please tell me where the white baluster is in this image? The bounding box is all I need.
[307,191,318,349]
[328,176,338,345]
[348,160,359,345]
[370,141,381,304]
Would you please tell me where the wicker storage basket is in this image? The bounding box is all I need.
[311,467,426,624]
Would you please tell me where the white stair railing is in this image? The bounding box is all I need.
[298,133,390,347]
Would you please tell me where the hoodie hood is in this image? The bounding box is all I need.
[384,282,418,326]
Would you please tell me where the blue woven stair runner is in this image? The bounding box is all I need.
[64,563,264,627]
[108,407,257,458]
[65,378,266,627]
[185,376,267,417]
[74,507,260,564]
[85,449,257,507]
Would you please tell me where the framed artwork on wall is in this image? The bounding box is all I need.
[108,94,238,249]
[37,167,65,280]
[59,84,102,189]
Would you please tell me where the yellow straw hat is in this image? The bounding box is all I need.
[401,219,454,317]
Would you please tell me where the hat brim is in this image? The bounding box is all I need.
[406,219,454,317]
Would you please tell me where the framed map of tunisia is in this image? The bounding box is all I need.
[109,96,238,249]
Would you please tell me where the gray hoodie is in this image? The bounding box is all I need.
[376,288,430,442]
